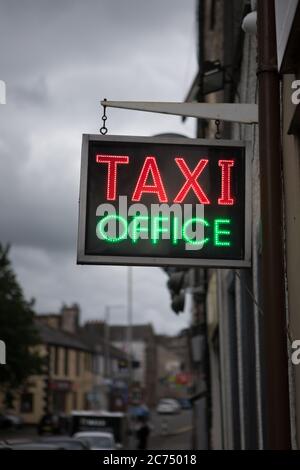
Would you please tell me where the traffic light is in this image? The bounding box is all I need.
[166,269,187,314]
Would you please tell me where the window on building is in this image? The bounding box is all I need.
[20,393,33,413]
[92,355,97,374]
[76,350,81,376]
[84,392,90,410]
[85,352,91,371]
[52,391,67,413]
[96,355,104,375]
[73,392,77,410]
[54,346,59,376]
[49,347,54,374]
[100,356,104,375]
[64,348,69,376]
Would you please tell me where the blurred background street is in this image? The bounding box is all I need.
[2,0,300,453]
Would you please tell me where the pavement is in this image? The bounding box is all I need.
[0,425,37,442]
[129,409,193,450]
[149,425,192,450]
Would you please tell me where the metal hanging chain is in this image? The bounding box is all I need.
[215,119,222,139]
[100,98,108,135]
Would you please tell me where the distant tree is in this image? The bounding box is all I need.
[0,244,44,407]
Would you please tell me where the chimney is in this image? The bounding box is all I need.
[60,303,80,334]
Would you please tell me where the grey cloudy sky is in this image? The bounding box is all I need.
[0,0,198,334]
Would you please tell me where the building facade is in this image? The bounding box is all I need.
[3,304,133,424]
[187,0,300,450]
[109,324,157,407]
[156,331,192,401]
[10,320,95,424]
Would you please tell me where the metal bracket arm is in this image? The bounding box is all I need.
[100,101,258,124]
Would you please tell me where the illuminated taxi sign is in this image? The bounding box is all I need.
[77,135,251,267]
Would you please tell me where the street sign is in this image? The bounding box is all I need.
[77,135,251,267]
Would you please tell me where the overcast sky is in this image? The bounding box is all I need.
[0,0,198,335]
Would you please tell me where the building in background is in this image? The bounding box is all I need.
[79,322,131,412]
[10,320,94,424]
[186,0,262,450]
[40,303,80,333]
[3,299,191,424]
[109,324,157,407]
[2,304,134,424]
[156,331,193,401]
[276,0,300,450]
[177,0,300,450]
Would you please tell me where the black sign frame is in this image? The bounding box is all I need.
[77,135,251,267]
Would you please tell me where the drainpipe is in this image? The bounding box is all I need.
[257,0,291,449]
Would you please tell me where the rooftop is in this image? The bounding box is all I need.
[36,320,90,352]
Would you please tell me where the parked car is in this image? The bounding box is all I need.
[156,398,181,414]
[129,404,150,419]
[0,412,23,429]
[70,410,127,449]
[38,436,89,450]
[74,431,116,450]
[0,441,11,450]
[5,413,23,429]
[0,414,10,429]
